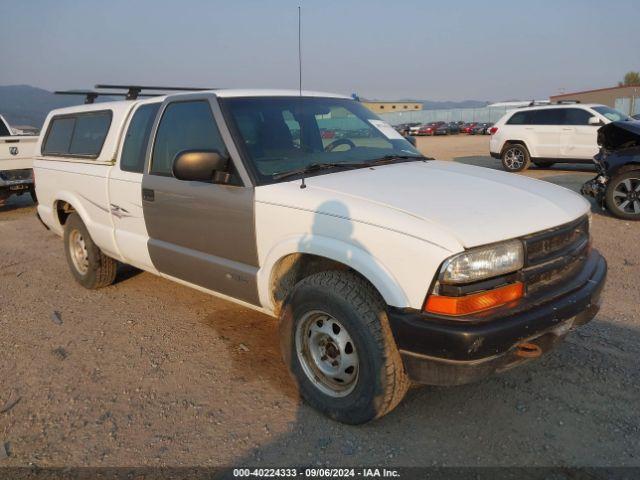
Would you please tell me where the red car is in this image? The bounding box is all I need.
[416,122,444,136]
[460,122,478,134]
[321,129,335,139]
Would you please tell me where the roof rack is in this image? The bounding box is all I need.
[555,100,581,104]
[95,84,215,100]
[526,100,552,107]
[54,90,160,104]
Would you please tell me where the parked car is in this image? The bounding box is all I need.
[34,87,607,424]
[320,129,335,140]
[447,122,460,134]
[460,122,477,134]
[415,122,444,136]
[582,120,640,220]
[470,123,493,135]
[434,123,451,135]
[0,114,38,206]
[490,103,633,172]
[395,122,420,136]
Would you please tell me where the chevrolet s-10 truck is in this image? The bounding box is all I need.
[34,87,607,424]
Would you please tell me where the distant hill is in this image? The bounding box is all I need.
[0,85,104,128]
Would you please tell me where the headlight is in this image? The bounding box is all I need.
[440,239,524,284]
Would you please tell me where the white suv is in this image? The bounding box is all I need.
[490,103,632,172]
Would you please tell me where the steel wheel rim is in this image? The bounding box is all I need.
[612,177,640,214]
[504,148,524,170]
[295,310,359,397]
[69,229,89,275]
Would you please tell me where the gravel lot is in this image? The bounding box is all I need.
[1,135,639,468]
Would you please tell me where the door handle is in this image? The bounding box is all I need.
[142,188,155,202]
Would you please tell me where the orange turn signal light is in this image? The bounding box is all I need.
[424,282,524,316]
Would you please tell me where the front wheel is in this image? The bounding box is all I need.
[605,171,640,220]
[501,144,530,172]
[280,271,409,424]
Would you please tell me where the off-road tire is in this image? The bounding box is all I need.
[501,143,531,172]
[63,213,117,289]
[605,170,640,221]
[280,270,409,424]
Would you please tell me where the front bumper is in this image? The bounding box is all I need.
[388,250,607,385]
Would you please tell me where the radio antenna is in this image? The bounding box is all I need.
[298,6,302,96]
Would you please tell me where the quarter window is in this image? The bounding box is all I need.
[120,103,160,173]
[507,111,528,125]
[42,111,112,157]
[151,101,228,176]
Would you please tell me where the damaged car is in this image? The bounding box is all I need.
[582,120,640,220]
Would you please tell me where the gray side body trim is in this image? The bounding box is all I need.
[142,175,260,305]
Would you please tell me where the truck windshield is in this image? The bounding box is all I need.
[222,97,423,184]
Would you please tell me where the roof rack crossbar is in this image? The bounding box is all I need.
[94,84,215,100]
[54,90,161,104]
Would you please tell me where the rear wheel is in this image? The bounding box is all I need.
[64,213,117,288]
[280,271,409,424]
[501,144,530,172]
[605,171,640,220]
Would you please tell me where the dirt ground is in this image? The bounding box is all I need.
[1,135,639,468]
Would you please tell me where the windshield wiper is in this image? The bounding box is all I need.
[367,154,429,165]
[272,162,361,180]
[272,155,429,181]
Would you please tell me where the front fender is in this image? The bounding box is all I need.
[258,234,410,312]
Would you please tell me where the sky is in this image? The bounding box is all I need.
[1,0,639,101]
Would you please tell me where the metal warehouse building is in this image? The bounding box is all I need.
[550,85,640,116]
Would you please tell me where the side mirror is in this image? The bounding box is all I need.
[588,116,602,126]
[172,150,229,183]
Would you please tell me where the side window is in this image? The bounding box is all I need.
[42,111,112,157]
[42,117,76,154]
[120,103,160,173]
[507,111,528,125]
[563,108,592,126]
[527,109,564,125]
[69,112,111,155]
[151,101,228,176]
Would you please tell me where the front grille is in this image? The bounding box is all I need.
[521,216,590,295]
[0,169,33,181]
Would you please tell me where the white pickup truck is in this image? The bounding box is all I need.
[34,88,607,424]
[0,114,38,205]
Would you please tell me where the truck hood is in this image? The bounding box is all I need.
[256,160,590,250]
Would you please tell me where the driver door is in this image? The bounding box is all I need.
[141,95,260,305]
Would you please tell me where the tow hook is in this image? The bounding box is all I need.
[515,342,542,358]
